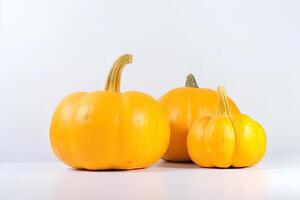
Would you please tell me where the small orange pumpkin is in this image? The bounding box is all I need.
[159,74,240,162]
[50,54,170,170]
[187,86,266,168]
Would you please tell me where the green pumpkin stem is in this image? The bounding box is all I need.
[104,54,133,92]
[217,86,230,116]
[185,73,199,88]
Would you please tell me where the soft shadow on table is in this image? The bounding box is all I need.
[65,160,199,173]
[156,160,199,169]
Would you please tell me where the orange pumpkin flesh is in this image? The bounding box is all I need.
[159,74,240,162]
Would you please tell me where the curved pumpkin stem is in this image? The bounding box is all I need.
[217,86,230,116]
[104,54,133,92]
[185,73,199,88]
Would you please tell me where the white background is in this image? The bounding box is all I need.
[0,0,300,162]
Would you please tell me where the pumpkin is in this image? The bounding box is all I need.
[187,86,266,168]
[159,74,240,162]
[50,54,170,170]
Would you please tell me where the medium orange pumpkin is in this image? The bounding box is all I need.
[50,54,170,170]
[159,74,240,162]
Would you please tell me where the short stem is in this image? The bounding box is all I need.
[104,54,133,92]
[217,86,230,116]
[185,73,199,88]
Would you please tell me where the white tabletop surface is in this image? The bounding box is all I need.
[0,157,299,200]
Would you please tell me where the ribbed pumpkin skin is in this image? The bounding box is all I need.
[159,87,240,162]
[50,91,170,170]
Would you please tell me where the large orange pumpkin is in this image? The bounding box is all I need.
[159,74,240,162]
[50,54,170,170]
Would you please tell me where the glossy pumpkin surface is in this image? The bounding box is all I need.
[159,75,240,162]
[50,55,170,170]
[187,86,266,168]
